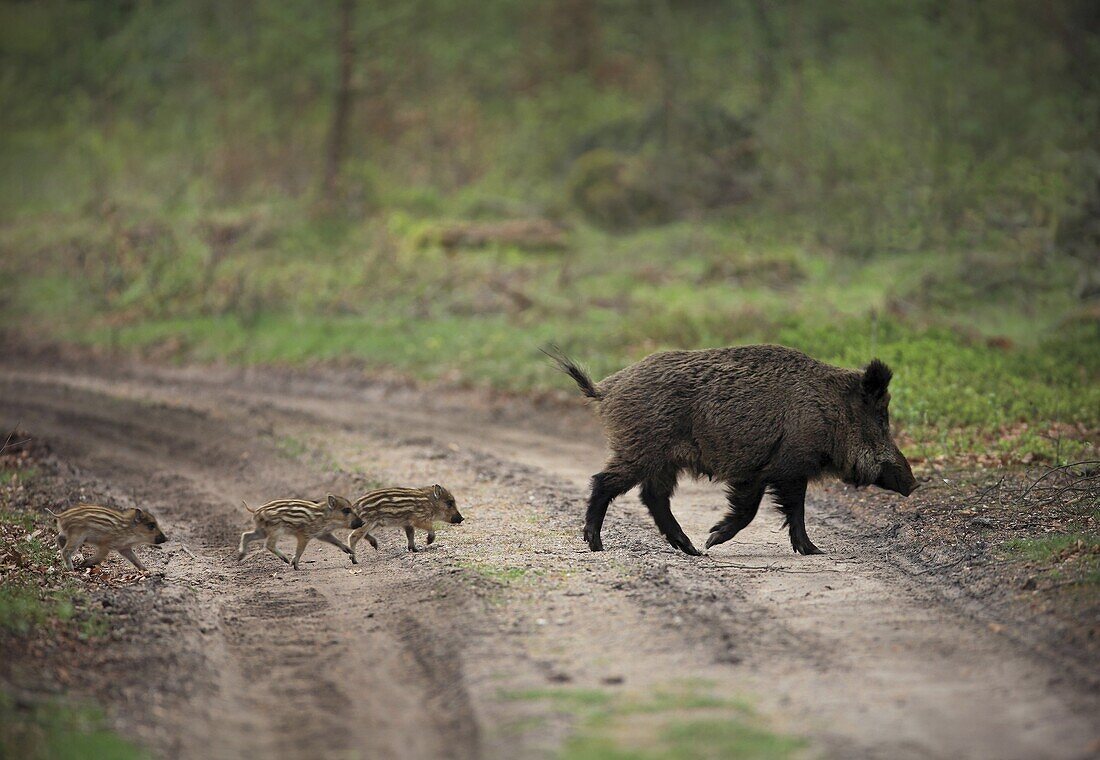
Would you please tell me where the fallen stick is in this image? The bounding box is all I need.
[907,555,970,576]
[704,563,829,574]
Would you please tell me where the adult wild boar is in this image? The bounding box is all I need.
[548,344,916,556]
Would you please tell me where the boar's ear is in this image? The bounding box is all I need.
[861,359,892,401]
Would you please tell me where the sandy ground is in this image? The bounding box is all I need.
[0,357,1097,760]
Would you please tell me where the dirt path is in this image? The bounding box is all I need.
[1,359,1096,760]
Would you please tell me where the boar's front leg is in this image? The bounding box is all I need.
[706,481,765,549]
[772,479,824,555]
[640,469,700,556]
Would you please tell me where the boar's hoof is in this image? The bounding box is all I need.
[792,539,825,555]
[583,528,604,551]
[670,535,702,556]
[705,531,731,550]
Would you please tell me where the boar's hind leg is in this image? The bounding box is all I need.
[706,481,765,549]
[584,468,640,551]
[640,470,700,556]
[772,479,823,555]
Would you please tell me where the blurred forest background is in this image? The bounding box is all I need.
[1,0,1098,463]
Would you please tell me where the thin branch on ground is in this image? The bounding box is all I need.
[703,562,829,574]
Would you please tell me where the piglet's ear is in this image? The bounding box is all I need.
[431,485,444,499]
[326,494,339,509]
[132,508,145,524]
[861,359,892,400]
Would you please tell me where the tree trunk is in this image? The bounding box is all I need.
[322,0,355,202]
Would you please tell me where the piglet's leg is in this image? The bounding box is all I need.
[404,526,418,552]
[291,534,309,570]
[315,531,357,564]
[348,525,379,552]
[79,544,111,568]
[60,533,84,570]
[426,530,436,545]
[265,535,291,566]
[237,528,265,560]
[117,546,147,571]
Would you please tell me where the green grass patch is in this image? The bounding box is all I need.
[0,467,37,486]
[1001,533,1100,587]
[0,694,146,760]
[0,584,76,636]
[459,561,538,584]
[501,687,614,709]
[501,682,804,760]
[1002,534,1099,563]
[274,435,308,460]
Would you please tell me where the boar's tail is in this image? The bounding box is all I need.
[541,345,601,400]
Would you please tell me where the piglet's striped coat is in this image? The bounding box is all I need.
[348,485,463,558]
[237,494,363,570]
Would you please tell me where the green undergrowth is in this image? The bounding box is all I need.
[4,209,1097,465]
[501,682,804,760]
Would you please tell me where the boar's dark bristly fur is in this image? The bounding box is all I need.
[550,344,916,556]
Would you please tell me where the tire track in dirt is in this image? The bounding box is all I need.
[2,362,1098,759]
[0,376,484,760]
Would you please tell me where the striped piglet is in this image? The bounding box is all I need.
[237,494,363,570]
[54,505,168,571]
[348,484,463,559]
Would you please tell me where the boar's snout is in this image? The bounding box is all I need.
[874,457,917,497]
